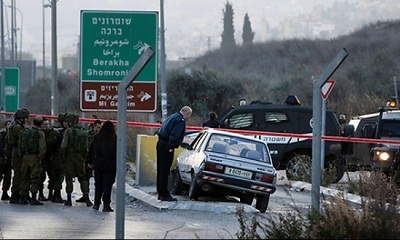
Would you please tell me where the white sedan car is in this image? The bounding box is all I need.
[171,129,276,213]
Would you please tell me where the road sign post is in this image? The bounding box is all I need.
[80,10,158,112]
[0,67,20,112]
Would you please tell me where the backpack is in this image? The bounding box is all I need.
[6,123,18,146]
[72,127,88,152]
[18,128,39,154]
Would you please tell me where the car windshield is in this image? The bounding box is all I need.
[381,120,400,137]
[205,133,271,163]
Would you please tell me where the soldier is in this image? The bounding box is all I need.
[38,117,65,203]
[0,120,12,201]
[76,118,101,203]
[18,116,46,205]
[60,113,92,207]
[7,109,30,204]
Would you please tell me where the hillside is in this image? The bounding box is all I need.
[186,19,400,118]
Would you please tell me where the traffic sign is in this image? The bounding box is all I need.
[80,10,158,112]
[0,67,20,112]
[321,79,335,99]
[80,81,156,111]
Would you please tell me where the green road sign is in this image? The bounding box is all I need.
[80,10,158,82]
[0,67,20,112]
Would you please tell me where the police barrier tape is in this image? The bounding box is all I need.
[2,111,400,146]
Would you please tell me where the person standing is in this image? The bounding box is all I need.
[0,120,12,201]
[202,111,220,128]
[60,114,92,207]
[156,106,192,201]
[76,119,101,204]
[87,120,116,212]
[18,116,47,205]
[39,116,65,203]
[7,109,30,204]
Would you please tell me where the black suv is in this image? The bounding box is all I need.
[216,96,344,182]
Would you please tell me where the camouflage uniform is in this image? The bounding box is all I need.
[60,114,92,207]
[39,123,65,203]
[8,109,29,204]
[0,121,12,200]
[76,119,101,203]
[19,117,47,205]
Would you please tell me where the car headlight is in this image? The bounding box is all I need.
[374,150,392,161]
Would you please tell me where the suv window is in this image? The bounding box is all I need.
[227,113,253,128]
[265,112,288,123]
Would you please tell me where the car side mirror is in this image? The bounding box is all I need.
[180,142,190,149]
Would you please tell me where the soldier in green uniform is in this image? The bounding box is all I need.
[8,109,30,204]
[60,114,92,207]
[19,116,46,205]
[38,116,65,203]
[76,119,101,203]
[0,120,12,201]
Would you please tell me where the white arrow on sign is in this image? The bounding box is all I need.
[140,92,151,102]
[321,79,336,99]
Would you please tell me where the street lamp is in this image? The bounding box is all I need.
[42,0,51,78]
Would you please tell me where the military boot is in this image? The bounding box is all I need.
[102,203,113,212]
[64,193,72,206]
[38,190,48,201]
[84,193,93,207]
[30,192,43,206]
[47,189,54,202]
[75,195,85,203]
[19,195,29,205]
[9,192,20,204]
[1,191,10,201]
[52,190,65,203]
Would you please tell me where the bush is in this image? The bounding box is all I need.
[235,171,400,239]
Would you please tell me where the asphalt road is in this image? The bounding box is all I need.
[0,170,362,239]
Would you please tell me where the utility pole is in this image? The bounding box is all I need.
[50,0,58,116]
[1,0,6,112]
[160,0,167,121]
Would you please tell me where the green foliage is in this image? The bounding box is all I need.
[191,20,400,117]
[25,73,80,115]
[221,1,235,49]
[242,13,254,45]
[167,67,242,120]
[236,171,400,239]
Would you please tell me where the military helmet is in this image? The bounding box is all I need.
[57,113,68,122]
[14,109,29,119]
[65,113,77,123]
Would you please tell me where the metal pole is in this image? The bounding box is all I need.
[311,48,348,212]
[394,76,398,107]
[42,0,45,78]
[50,0,58,115]
[1,0,6,112]
[320,98,326,178]
[160,0,167,121]
[116,47,154,240]
[10,0,13,66]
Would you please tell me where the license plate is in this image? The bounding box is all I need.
[224,167,252,179]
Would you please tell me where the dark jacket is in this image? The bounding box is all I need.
[157,112,186,149]
[202,119,220,128]
[87,134,117,168]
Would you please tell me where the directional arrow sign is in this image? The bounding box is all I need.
[321,79,336,99]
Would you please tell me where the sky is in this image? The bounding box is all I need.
[3,0,323,64]
[5,0,398,65]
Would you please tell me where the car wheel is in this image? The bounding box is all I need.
[240,194,254,205]
[255,194,270,213]
[189,173,201,200]
[286,154,311,181]
[171,169,183,195]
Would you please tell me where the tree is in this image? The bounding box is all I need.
[242,13,255,45]
[221,1,235,49]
